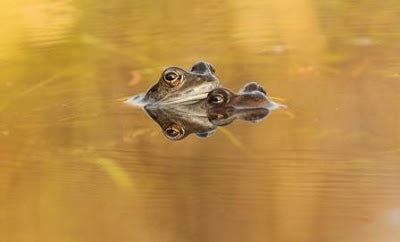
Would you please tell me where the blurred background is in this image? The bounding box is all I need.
[1,0,400,241]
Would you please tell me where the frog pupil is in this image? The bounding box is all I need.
[166,128,178,136]
[165,72,177,82]
[211,94,223,103]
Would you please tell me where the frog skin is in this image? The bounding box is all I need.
[206,82,280,126]
[141,61,219,140]
[144,100,216,141]
[127,62,282,140]
[143,61,219,106]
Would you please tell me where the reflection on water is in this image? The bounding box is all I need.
[1,0,400,241]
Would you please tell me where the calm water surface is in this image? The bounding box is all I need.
[1,0,400,241]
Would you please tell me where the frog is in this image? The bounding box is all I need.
[142,61,219,106]
[206,82,281,126]
[141,61,220,140]
[127,61,282,140]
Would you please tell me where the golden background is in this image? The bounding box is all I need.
[1,0,400,241]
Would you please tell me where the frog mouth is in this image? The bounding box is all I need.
[125,92,210,108]
[124,94,146,107]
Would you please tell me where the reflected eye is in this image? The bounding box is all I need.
[163,70,182,87]
[164,124,185,140]
[207,111,234,126]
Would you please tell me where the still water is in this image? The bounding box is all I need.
[1,0,400,241]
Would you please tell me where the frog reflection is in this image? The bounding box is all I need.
[206,82,281,126]
[144,100,216,141]
[143,83,280,141]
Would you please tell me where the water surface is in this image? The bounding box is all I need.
[1,0,400,241]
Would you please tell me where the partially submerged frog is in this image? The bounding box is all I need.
[206,82,281,126]
[142,61,219,140]
[127,61,283,141]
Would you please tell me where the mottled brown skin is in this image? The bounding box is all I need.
[206,82,275,126]
[145,100,216,141]
[141,62,278,140]
[143,61,219,140]
[143,61,219,105]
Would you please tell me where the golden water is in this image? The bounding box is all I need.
[1,0,400,241]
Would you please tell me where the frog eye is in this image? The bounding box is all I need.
[207,109,235,126]
[164,124,185,140]
[209,94,224,104]
[207,88,230,106]
[163,70,183,87]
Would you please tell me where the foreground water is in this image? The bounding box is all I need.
[1,0,400,241]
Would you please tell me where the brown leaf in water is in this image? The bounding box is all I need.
[128,71,141,87]
[219,127,246,150]
[270,96,286,102]
[281,110,296,119]
[350,59,371,77]
[93,157,133,190]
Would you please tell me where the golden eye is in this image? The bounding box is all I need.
[207,111,233,126]
[163,70,182,87]
[164,124,185,140]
